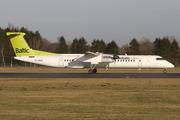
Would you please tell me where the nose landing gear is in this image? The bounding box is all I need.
[163,68,167,74]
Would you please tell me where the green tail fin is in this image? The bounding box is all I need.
[7,32,59,56]
[7,32,34,56]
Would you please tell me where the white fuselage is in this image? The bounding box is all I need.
[14,53,174,69]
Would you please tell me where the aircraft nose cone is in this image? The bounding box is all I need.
[167,62,174,68]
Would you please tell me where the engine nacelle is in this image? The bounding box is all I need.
[113,54,119,59]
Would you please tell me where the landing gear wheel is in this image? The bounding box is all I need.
[88,69,97,74]
[88,69,93,74]
[93,69,97,73]
[163,69,167,74]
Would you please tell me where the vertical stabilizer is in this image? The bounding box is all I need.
[6,32,34,56]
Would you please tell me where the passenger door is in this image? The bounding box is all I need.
[59,58,64,67]
[138,59,142,67]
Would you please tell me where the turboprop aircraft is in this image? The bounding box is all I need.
[6,32,174,74]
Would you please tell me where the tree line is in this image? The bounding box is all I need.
[0,26,179,66]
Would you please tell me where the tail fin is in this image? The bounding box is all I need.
[6,32,34,56]
[7,32,59,56]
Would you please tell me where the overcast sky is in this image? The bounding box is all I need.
[1,0,180,46]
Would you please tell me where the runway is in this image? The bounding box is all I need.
[0,73,180,78]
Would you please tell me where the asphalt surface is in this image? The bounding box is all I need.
[0,73,180,78]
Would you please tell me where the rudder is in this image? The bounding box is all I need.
[6,32,34,56]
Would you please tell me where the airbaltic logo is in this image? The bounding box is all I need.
[15,48,29,53]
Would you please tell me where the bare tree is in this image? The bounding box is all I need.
[139,38,154,55]
[0,28,6,66]
[51,42,59,53]
[119,44,129,55]
[5,39,14,67]
[8,22,15,30]
[42,38,54,52]
[67,41,72,53]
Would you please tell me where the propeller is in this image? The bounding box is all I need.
[113,54,119,59]
[112,47,119,59]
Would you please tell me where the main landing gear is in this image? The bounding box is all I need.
[88,64,97,74]
[88,68,97,74]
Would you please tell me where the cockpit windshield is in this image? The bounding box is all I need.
[156,58,165,60]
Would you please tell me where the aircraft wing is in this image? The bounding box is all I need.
[85,51,100,58]
[76,51,113,64]
[74,51,100,64]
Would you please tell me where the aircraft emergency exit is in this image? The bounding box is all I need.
[6,32,174,73]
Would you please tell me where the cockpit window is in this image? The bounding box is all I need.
[156,58,165,60]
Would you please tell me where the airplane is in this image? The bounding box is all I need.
[6,32,174,74]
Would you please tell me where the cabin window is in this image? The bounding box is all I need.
[64,60,66,62]
[156,58,165,60]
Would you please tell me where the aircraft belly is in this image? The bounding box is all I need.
[96,63,109,68]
